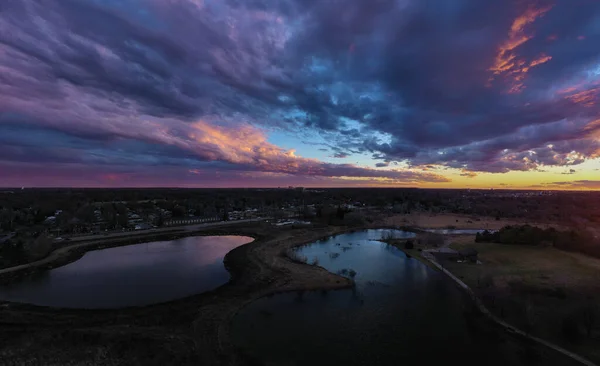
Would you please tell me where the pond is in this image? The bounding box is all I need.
[0,235,253,308]
[231,229,574,366]
[423,228,497,235]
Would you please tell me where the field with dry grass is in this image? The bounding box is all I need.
[382,213,564,231]
[446,236,600,364]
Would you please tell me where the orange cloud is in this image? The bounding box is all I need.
[184,120,450,183]
[488,5,553,93]
[459,170,478,178]
[565,88,599,107]
[585,119,600,136]
[529,54,552,67]
[557,78,600,108]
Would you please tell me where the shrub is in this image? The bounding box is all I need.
[287,250,308,264]
[23,235,53,261]
[404,240,414,249]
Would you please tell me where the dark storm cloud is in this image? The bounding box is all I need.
[1,0,599,183]
[0,120,449,184]
[332,152,349,159]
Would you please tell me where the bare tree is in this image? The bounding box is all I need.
[582,302,597,338]
[24,234,52,260]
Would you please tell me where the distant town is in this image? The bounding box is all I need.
[1,188,598,246]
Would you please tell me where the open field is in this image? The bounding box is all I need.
[382,213,566,230]
[446,236,600,363]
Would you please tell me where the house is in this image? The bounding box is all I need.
[134,223,152,230]
[459,248,479,263]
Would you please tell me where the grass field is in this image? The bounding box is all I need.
[446,236,600,363]
[449,236,600,290]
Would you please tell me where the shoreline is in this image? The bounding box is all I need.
[0,223,356,365]
[0,228,258,286]
[1,218,590,365]
[0,219,270,279]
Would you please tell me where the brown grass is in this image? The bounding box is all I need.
[446,235,600,363]
[382,213,564,230]
[448,236,600,290]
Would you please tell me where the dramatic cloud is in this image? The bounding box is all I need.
[0,120,449,186]
[1,0,600,187]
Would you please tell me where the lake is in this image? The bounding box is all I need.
[231,229,574,366]
[0,235,253,308]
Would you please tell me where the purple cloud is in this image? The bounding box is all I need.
[1,0,600,187]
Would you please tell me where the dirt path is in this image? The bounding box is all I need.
[420,249,598,366]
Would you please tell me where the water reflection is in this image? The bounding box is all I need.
[0,235,253,308]
[232,229,570,366]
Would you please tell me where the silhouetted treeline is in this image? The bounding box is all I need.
[476,225,600,258]
[0,232,53,269]
[1,188,600,233]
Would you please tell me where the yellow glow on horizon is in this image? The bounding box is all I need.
[416,159,600,190]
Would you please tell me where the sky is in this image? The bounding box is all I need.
[1,0,599,189]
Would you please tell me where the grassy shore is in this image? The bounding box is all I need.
[445,236,600,364]
[381,238,441,271]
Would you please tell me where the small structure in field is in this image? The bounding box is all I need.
[459,248,478,263]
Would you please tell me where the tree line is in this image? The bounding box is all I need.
[475,225,600,258]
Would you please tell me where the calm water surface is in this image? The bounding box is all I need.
[423,228,495,235]
[0,235,253,308]
[232,229,573,366]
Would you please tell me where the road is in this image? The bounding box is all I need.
[63,218,268,243]
[0,218,268,276]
